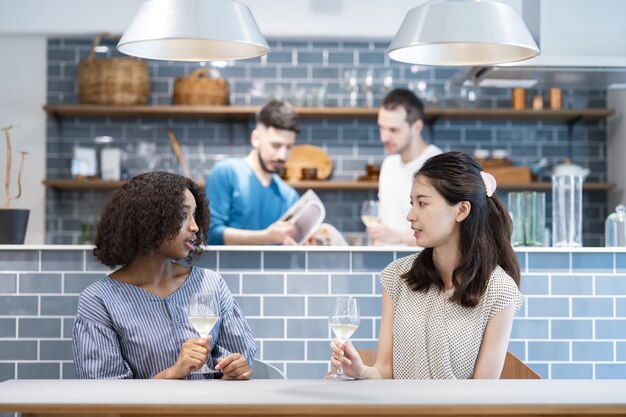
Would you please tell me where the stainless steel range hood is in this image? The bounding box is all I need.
[453,0,626,89]
[455,64,626,89]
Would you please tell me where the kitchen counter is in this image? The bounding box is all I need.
[1,379,626,416]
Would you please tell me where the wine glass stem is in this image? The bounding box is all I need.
[337,363,344,376]
[337,338,346,375]
[201,334,209,368]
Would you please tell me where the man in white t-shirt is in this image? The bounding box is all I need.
[367,89,442,246]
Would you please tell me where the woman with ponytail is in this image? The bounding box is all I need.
[330,152,523,379]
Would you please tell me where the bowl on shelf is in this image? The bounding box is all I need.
[366,163,381,177]
[358,163,380,182]
[301,167,318,180]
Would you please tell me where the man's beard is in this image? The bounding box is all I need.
[389,137,412,155]
[258,152,280,174]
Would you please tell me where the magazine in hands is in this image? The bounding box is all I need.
[278,190,325,244]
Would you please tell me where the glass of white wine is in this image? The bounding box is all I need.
[326,297,360,381]
[361,200,379,245]
[361,200,379,227]
[188,292,220,374]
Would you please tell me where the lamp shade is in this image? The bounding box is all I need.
[117,0,269,62]
[387,0,539,66]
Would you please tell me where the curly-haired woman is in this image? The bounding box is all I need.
[330,152,523,379]
[72,172,256,379]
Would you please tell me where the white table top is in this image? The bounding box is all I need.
[1,379,626,416]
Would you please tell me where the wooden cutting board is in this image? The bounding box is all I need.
[285,145,333,180]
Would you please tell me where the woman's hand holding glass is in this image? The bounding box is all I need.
[329,338,365,380]
[326,297,360,380]
[187,292,220,374]
[168,335,212,379]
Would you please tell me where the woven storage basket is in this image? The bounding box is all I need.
[173,68,229,105]
[77,33,150,105]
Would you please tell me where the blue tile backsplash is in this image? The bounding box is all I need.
[2,246,626,380]
[45,37,610,246]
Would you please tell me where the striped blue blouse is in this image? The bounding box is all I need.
[72,267,256,379]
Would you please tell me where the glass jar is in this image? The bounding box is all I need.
[508,191,546,247]
[605,204,626,247]
[552,174,585,247]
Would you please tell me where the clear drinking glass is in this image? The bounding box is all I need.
[360,200,379,245]
[552,174,585,247]
[363,69,374,107]
[382,69,394,93]
[188,292,220,374]
[325,297,360,381]
[508,191,546,247]
[605,204,626,247]
[360,200,379,228]
[344,69,359,107]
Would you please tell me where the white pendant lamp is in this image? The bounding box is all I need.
[118,0,269,62]
[387,0,539,66]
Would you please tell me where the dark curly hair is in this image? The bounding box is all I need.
[93,172,209,268]
[401,152,520,307]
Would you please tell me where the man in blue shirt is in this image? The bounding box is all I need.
[206,100,300,245]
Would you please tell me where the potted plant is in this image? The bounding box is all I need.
[0,125,29,244]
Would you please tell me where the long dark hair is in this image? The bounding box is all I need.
[401,152,520,307]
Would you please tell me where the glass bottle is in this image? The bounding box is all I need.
[605,204,626,247]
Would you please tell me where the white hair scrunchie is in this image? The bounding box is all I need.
[480,171,497,198]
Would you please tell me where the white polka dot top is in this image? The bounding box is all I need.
[380,253,524,379]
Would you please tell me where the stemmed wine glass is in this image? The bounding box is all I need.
[344,69,359,107]
[360,200,379,228]
[361,200,379,245]
[325,297,360,381]
[363,69,374,107]
[188,292,220,374]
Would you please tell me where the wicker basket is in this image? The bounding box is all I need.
[77,33,150,105]
[173,68,229,105]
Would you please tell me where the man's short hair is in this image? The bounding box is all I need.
[256,100,300,134]
[381,89,424,126]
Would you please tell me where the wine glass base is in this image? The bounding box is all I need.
[191,367,219,375]
[323,373,354,381]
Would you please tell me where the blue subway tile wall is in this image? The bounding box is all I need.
[0,320,16,338]
[45,38,609,246]
[551,275,593,295]
[551,320,593,339]
[617,299,626,317]
[551,364,593,379]
[1,247,626,380]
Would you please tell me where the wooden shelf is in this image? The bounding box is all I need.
[425,108,614,123]
[43,105,378,120]
[42,105,615,194]
[44,104,614,123]
[43,179,128,190]
[42,178,378,191]
[42,179,614,192]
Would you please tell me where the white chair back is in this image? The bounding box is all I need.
[250,359,287,379]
